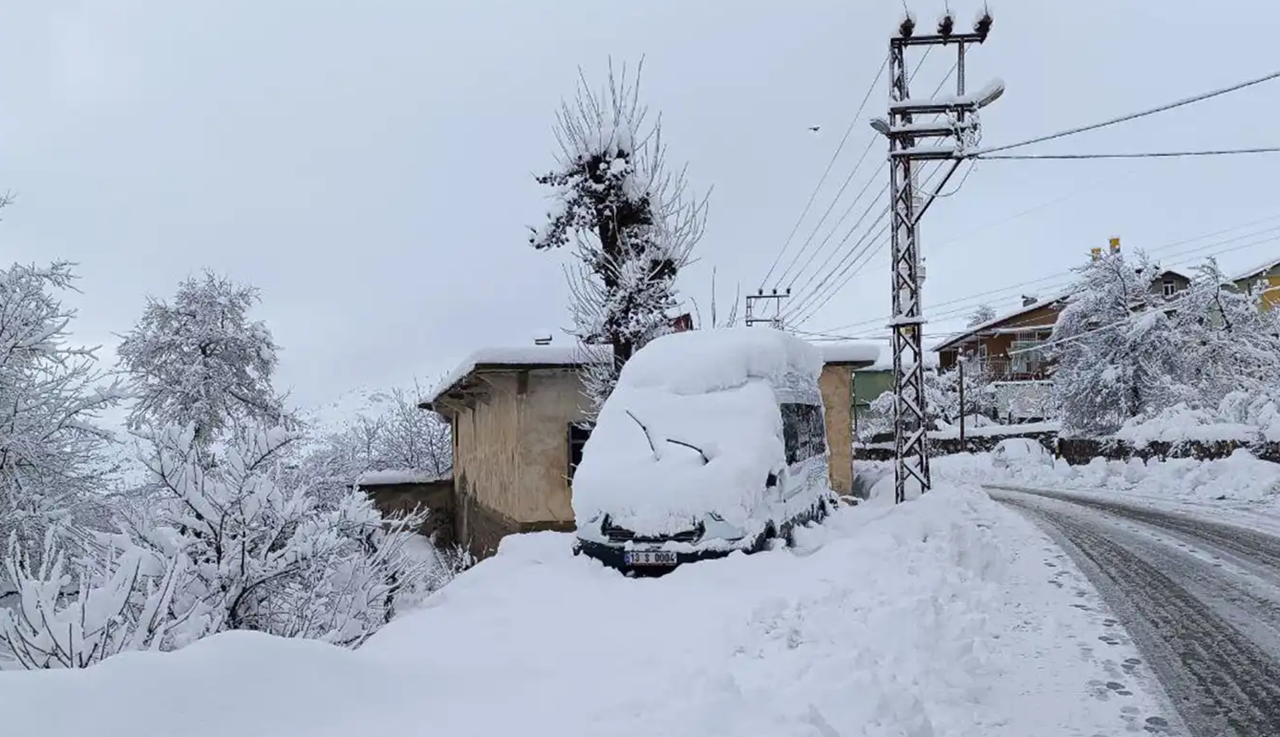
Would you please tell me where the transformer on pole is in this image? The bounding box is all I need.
[873,9,1001,503]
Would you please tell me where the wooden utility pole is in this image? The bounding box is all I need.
[873,9,1000,503]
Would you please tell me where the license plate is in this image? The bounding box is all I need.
[624,550,678,567]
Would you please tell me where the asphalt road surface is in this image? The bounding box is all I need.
[988,485,1280,737]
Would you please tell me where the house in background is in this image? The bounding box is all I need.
[412,338,877,559]
[1232,258,1280,310]
[935,240,1193,421]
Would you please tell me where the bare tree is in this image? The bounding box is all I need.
[531,58,708,413]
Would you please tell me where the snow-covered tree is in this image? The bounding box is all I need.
[0,261,124,557]
[116,272,287,458]
[1171,258,1280,406]
[1049,251,1191,436]
[530,59,708,413]
[297,383,452,507]
[967,303,997,327]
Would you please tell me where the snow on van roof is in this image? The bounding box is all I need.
[618,327,823,396]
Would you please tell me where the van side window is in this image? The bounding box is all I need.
[567,421,594,480]
[781,403,825,464]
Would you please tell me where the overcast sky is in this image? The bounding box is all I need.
[3,0,1279,425]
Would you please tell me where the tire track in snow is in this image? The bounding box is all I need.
[994,489,1280,737]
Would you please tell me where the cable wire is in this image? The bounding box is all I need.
[973,147,1280,160]
[968,69,1280,158]
[759,54,889,288]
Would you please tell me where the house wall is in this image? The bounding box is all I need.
[1236,266,1280,311]
[819,365,853,494]
[453,369,586,523]
[939,302,1062,372]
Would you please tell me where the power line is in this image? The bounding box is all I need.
[782,63,960,317]
[776,54,950,291]
[809,212,1280,336]
[777,137,880,286]
[787,162,950,325]
[968,68,1280,158]
[759,54,889,289]
[975,147,1280,160]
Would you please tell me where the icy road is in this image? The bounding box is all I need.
[990,485,1280,737]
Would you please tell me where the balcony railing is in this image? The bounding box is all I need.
[975,357,1050,382]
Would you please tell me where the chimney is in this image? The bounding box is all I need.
[1090,247,1102,262]
[1109,236,1121,255]
[1021,295,1037,307]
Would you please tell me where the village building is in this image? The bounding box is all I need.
[934,242,1194,420]
[385,340,876,559]
[1232,257,1280,310]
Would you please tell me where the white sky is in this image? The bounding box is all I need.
[3,0,1279,424]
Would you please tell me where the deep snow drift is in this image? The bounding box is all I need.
[0,485,1171,737]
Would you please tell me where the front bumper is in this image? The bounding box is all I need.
[574,537,745,575]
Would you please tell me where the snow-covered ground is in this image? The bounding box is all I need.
[0,484,1172,737]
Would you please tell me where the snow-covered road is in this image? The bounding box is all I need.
[990,485,1280,737]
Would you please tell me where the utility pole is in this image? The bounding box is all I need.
[958,359,966,445]
[872,9,1000,504]
[744,288,791,329]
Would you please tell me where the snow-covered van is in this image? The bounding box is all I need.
[571,327,836,573]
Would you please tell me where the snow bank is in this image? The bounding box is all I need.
[1114,403,1261,447]
[0,485,1167,737]
[934,448,1280,513]
[617,327,822,396]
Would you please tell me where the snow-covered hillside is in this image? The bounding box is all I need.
[0,485,1172,737]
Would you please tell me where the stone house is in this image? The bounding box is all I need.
[409,340,876,559]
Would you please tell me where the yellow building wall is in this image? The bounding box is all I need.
[453,369,588,526]
[819,365,853,494]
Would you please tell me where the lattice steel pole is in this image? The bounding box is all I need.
[877,11,997,504]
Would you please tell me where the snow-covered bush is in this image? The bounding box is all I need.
[1,423,435,669]
[530,60,707,414]
[864,360,995,436]
[0,261,124,560]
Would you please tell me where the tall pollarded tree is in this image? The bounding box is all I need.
[117,272,287,454]
[530,59,708,412]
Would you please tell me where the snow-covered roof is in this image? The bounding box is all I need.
[932,292,1071,353]
[421,345,611,408]
[1231,256,1280,283]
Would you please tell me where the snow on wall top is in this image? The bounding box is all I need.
[617,327,823,396]
[864,342,941,373]
[422,344,610,407]
[816,341,881,366]
[355,469,451,486]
